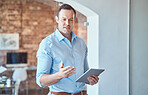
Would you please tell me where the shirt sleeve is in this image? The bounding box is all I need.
[36,39,53,88]
[84,46,89,72]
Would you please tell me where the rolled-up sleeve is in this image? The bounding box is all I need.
[36,39,53,88]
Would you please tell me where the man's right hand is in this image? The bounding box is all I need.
[40,63,76,86]
[57,63,76,79]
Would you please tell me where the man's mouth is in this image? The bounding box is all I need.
[64,26,70,29]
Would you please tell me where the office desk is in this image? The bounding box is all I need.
[0,85,15,95]
[0,66,37,95]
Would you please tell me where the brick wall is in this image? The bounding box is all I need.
[0,0,87,66]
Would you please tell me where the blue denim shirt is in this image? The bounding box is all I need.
[36,29,89,93]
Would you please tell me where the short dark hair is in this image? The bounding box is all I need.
[57,4,76,18]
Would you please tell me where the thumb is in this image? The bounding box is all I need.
[60,63,64,68]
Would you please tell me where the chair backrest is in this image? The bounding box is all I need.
[12,68,27,81]
[12,68,27,95]
[0,66,7,73]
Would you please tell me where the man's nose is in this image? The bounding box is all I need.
[66,20,70,25]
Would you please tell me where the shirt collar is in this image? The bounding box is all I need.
[55,28,77,42]
[71,31,77,42]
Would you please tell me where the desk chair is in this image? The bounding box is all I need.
[12,68,28,95]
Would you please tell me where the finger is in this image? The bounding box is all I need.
[93,75,99,81]
[63,67,76,77]
[65,67,76,74]
[88,76,98,85]
[60,63,64,68]
[67,71,76,77]
[62,66,72,71]
[87,77,94,85]
[91,77,98,83]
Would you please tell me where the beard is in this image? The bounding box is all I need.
[62,25,72,33]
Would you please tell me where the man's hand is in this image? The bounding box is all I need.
[87,75,99,85]
[57,63,76,79]
[40,63,76,86]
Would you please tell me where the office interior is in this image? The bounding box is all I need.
[0,0,87,95]
[0,0,148,95]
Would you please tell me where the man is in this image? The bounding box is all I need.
[36,4,99,95]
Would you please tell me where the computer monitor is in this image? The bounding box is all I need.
[6,52,27,67]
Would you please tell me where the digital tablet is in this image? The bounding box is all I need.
[76,68,105,84]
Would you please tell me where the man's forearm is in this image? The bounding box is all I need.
[40,72,62,87]
[39,64,76,87]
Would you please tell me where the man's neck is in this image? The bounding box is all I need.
[60,31,72,42]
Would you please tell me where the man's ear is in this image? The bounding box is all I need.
[55,16,59,23]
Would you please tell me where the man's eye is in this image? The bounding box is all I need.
[70,19,73,21]
[62,19,66,21]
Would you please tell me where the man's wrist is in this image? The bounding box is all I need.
[55,72,63,80]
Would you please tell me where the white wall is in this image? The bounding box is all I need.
[75,0,129,95]
[130,0,148,95]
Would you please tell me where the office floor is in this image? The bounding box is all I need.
[0,83,49,95]
[0,88,49,95]
[19,89,49,95]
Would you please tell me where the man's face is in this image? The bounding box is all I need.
[56,9,75,33]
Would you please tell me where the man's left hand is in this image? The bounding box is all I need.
[87,75,99,85]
